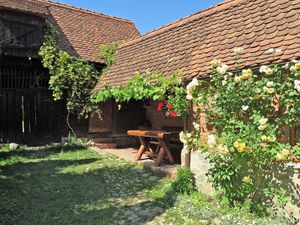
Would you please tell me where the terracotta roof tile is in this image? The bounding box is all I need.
[93,0,300,90]
[0,0,48,16]
[0,0,140,63]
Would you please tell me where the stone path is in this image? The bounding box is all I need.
[96,154,167,225]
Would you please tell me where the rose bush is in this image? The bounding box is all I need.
[181,48,300,211]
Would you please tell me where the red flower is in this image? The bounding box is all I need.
[157,101,164,112]
[167,103,173,109]
[169,110,177,117]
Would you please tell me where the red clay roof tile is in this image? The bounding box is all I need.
[94,0,300,91]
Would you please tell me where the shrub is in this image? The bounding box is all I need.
[181,48,299,211]
[172,167,196,195]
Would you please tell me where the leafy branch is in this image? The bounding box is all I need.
[91,71,189,117]
[39,22,100,136]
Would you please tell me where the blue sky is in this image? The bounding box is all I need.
[56,0,224,34]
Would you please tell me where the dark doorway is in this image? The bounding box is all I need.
[0,58,65,145]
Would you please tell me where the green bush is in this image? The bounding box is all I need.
[172,167,196,195]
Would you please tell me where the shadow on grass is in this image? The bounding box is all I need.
[0,145,178,225]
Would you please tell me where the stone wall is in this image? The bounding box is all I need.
[182,151,300,222]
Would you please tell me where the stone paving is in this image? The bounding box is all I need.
[90,151,169,225]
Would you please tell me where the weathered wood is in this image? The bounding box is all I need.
[135,140,145,161]
[127,130,171,139]
[128,129,174,166]
[159,138,175,164]
[0,10,44,58]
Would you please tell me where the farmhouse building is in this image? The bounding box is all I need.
[92,0,300,151]
[0,0,139,144]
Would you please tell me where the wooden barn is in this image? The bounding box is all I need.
[0,0,139,144]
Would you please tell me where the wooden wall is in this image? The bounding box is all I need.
[146,101,184,130]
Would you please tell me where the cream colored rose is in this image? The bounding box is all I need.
[217,144,229,156]
[216,64,229,75]
[276,153,284,161]
[234,76,241,83]
[207,134,217,148]
[259,118,268,125]
[281,149,290,158]
[210,59,221,68]
[265,68,273,76]
[258,124,268,131]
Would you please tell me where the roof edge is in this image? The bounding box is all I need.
[40,0,136,24]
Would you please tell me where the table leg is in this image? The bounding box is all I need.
[158,138,175,164]
[135,137,153,161]
[155,145,165,166]
[135,144,145,161]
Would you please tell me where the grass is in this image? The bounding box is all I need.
[0,144,167,225]
[0,144,293,225]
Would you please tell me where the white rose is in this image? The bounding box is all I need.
[216,64,229,75]
[259,118,268,125]
[233,47,244,54]
[193,122,200,131]
[265,68,273,76]
[266,81,274,87]
[266,48,275,54]
[179,132,187,144]
[259,65,268,73]
[255,88,262,94]
[294,80,300,92]
[222,80,227,86]
[290,66,296,72]
[242,105,249,111]
[186,78,199,92]
[186,94,193,100]
[234,76,241,83]
[258,124,268,131]
[266,48,281,54]
[187,133,192,139]
[207,134,216,148]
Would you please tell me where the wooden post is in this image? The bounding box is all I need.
[183,102,193,168]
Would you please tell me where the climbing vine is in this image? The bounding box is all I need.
[91,71,189,117]
[180,48,300,211]
[99,41,120,72]
[39,23,100,134]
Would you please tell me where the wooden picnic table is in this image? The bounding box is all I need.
[127,130,175,166]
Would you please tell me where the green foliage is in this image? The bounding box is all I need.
[171,167,196,195]
[92,71,189,116]
[39,23,100,118]
[99,41,120,71]
[183,51,300,211]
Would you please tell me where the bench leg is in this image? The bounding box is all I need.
[135,144,145,161]
[159,139,175,164]
[155,146,165,166]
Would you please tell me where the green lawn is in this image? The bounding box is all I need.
[0,145,168,225]
[0,145,291,225]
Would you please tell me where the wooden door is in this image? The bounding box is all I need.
[0,89,65,144]
[89,100,113,133]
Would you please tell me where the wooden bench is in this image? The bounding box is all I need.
[127,130,175,166]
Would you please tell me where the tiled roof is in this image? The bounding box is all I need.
[0,0,48,16]
[0,0,140,62]
[94,0,300,91]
